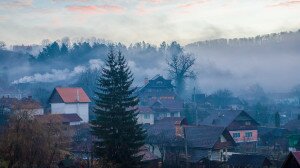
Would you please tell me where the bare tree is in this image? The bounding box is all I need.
[0,109,71,168]
[166,42,196,96]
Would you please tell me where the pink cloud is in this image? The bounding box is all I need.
[268,0,300,7]
[177,0,208,9]
[66,5,125,15]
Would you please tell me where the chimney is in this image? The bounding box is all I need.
[175,121,184,137]
[144,77,149,85]
[76,89,80,102]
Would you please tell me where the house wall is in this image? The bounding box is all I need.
[137,113,154,125]
[50,103,89,123]
[51,103,65,114]
[229,130,258,143]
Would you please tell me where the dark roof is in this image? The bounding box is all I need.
[228,154,272,168]
[201,110,258,127]
[147,118,235,149]
[147,117,187,142]
[142,75,173,89]
[148,117,186,133]
[184,125,225,148]
[35,113,82,124]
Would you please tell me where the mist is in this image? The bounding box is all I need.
[1,30,300,97]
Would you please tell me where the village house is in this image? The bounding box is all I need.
[146,117,236,167]
[137,75,183,125]
[49,87,91,123]
[201,110,260,150]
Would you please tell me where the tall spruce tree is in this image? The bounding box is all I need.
[91,48,146,167]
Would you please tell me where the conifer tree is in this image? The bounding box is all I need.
[91,48,146,167]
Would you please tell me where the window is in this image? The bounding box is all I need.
[144,114,150,119]
[245,132,253,138]
[232,133,240,138]
[245,121,251,126]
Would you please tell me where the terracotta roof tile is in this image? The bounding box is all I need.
[56,87,91,103]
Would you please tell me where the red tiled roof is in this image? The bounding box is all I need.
[56,87,91,103]
[293,151,300,165]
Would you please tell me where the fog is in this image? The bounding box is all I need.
[1,30,300,97]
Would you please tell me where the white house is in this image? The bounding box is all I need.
[49,87,91,123]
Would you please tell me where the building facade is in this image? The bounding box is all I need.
[137,75,183,124]
[49,87,91,123]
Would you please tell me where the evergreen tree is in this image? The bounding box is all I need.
[91,48,146,167]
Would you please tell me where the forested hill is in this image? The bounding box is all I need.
[186,30,300,53]
[1,29,300,95]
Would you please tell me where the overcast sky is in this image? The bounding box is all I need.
[1,0,300,45]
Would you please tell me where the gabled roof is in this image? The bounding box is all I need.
[184,125,235,149]
[50,87,91,103]
[147,117,187,141]
[184,125,225,148]
[147,118,235,149]
[138,75,174,92]
[228,154,272,168]
[200,110,259,127]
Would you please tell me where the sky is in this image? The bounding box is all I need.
[1,0,300,45]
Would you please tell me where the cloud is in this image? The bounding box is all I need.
[66,4,125,14]
[0,0,32,8]
[268,0,300,7]
[177,0,208,9]
[52,0,90,2]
